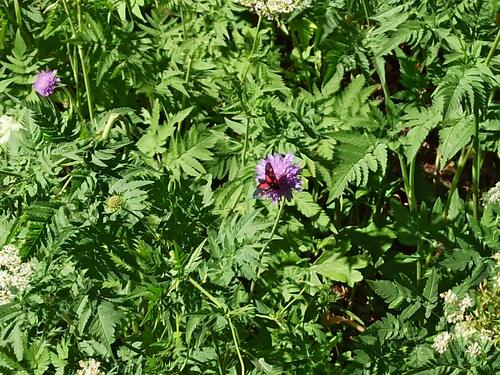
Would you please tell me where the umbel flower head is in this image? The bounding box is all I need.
[254,153,302,202]
[0,244,32,305]
[77,358,105,375]
[239,0,304,20]
[33,69,60,96]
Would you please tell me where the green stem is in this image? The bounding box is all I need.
[485,28,500,66]
[398,154,414,214]
[189,277,244,374]
[248,200,285,301]
[408,158,417,214]
[240,16,262,83]
[228,318,245,375]
[61,0,94,124]
[188,277,226,311]
[442,145,474,220]
[361,0,370,27]
[13,0,22,30]
[472,104,480,219]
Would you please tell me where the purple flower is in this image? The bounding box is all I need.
[254,153,302,202]
[33,70,60,97]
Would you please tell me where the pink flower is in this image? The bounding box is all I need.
[254,153,302,202]
[33,69,60,96]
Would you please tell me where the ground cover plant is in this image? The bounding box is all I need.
[0,0,499,374]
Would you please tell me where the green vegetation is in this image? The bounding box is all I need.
[0,1,499,374]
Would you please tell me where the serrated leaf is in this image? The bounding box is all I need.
[312,253,368,286]
[294,191,321,218]
[368,279,412,308]
[422,267,439,302]
[10,322,23,362]
[91,302,123,353]
[438,117,473,169]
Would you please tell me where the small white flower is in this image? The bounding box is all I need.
[0,115,23,145]
[440,289,457,304]
[433,332,453,354]
[466,342,481,357]
[484,182,500,206]
[459,295,473,312]
[455,320,477,339]
[0,244,32,305]
[445,310,464,323]
[76,358,105,375]
[492,252,500,263]
[238,0,304,19]
[478,329,494,343]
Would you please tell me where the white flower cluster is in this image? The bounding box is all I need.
[239,0,303,19]
[0,244,32,304]
[0,115,23,145]
[432,332,452,354]
[433,289,496,357]
[484,181,500,206]
[440,290,473,323]
[76,359,105,375]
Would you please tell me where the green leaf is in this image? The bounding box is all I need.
[294,191,321,218]
[438,117,473,169]
[312,253,369,286]
[440,245,480,271]
[422,267,439,303]
[368,279,412,309]
[10,322,24,362]
[91,302,123,354]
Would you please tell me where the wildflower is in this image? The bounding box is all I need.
[0,115,23,145]
[466,342,481,357]
[76,358,105,375]
[440,289,457,304]
[239,0,303,19]
[105,195,123,214]
[433,332,452,354]
[444,310,464,324]
[254,153,301,202]
[33,69,60,96]
[492,252,500,263]
[478,329,494,343]
[455,320,477,339]
[0,244,32,305]
[484,181,500,206]
[459,295,473,312]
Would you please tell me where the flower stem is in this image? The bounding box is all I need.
[228,317,245,375]
[188,277,244,374]
[240,16,262,83]
[188,276,226,311]
[485,28,500,66]
[61,0,94,125]
[13,0,22,30]
[248,200,285,301]
[442,144,474,220]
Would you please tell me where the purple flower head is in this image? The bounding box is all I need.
[254,153,302,202]
[33,69,60,97]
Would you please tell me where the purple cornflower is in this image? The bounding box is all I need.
[254,153,302,202]
[33,69,60,97]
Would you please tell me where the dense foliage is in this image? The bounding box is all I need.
[0,0,499,374]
